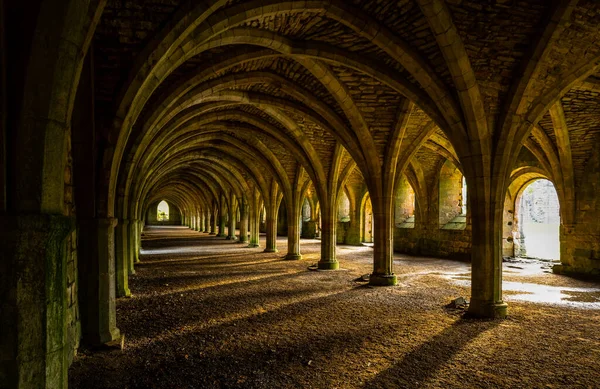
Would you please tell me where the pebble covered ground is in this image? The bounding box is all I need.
[69,226,600,389]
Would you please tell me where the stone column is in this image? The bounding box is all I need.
[0,214,73,389]
[217,207,226,237]
[136,220,143,263]
[204,211,210,233]
[226,203,236,240]
[129,220,139,270]
[369,196,397,286]
[468,195,507,318]
[248,201,260,248]
[264,201,278,253]
[210,209,217,234]
[285,204,302,260]
[79,217,121,346]
[238,201,249,244]
[318,204,339,269]
[115,219,131,297]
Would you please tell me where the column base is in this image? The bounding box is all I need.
[369,273,397,286]
[117,288,131,298]
[467,299,508,319]
[285,253,302,260]
[209,232,216,235]
[88,327,122,347]
[263,248,278,253]
[318,260,339,270]
[248,243,260,248]
[237,240,248,244]
[216,233,226,237]
[226,236,236,240]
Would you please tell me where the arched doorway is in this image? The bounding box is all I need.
[395,174,416,229]
[516,179,560,260]
[361,194,373,243]
[157,200,169,221]
[439,160,467,230]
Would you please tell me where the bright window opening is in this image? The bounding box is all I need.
[518,179,560,260]
[439,160,466,230]
[338,191,351,222]
[363,196,373,243]
[157,200,169,221]
[302,198,311,222]
[395,175,415,228]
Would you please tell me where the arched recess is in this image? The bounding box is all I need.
[395,174,416,229]
[337,189,351,223]
[503,168,560,261]
[157,200,169,221]
[439,160,467,230]
[360,192,373,244]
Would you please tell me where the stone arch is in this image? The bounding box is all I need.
[395,175,416,229]
[359,192,373,244]
[439,159,466,230]
[10,1,104,213]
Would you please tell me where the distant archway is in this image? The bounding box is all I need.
[157,200,170,221]
[395,175,416,228]
[338,190,351,222]
[302,198,311,222]
[517,179,560,260]
[360,194,373,243]
[439,160,466,230]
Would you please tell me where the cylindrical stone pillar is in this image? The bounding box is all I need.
[264,216,278,253]
[115,219,131,297]
[227,205,236,240]
[318,204,338,270]
[248,202,260,248]
[210,210,217,234]
[238,203,249,244]
[217,210,227,237]
[285,206,302,260]
[369,196,397,286]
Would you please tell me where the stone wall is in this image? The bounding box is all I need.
[394,226,471,261]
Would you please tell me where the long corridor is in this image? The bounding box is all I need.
[69,227,600,389]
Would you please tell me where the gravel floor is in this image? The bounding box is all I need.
[69,226,600,389]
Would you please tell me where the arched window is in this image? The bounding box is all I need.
[157,200,169,221]
[338,190,351,222]
[302,198,311,222]
[261,206,266,223]
[362,196,373,243]
[395,175,415,228]
[516,179,560,260]
[439,160,466,230]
